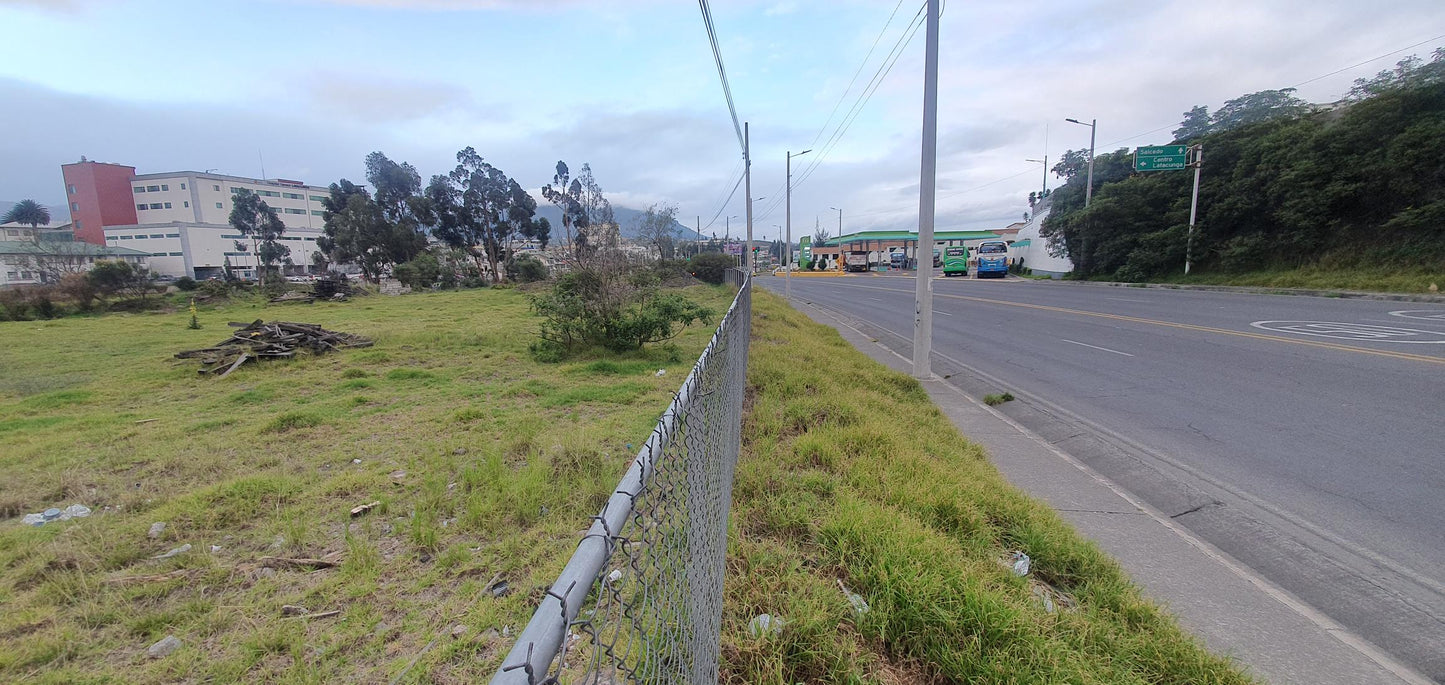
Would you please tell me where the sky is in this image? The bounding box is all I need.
[2,0,1444,239]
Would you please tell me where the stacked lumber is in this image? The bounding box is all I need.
[176,320,372,377]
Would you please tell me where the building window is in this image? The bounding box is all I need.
[309,195,326,202]
[284,208,305,215]
[137,204,147,211]
[165,233,180,238]
[134,187,145,194]
[70,202,79,211]
[282,192,302,199]
[106,236,117,241]
[215,202,224,209]
[221,234,244,239]
[75,220,82,230]
[6,272,16,280]
[180,183,186,190]
[164,202,172,209]
[5,229,16,236]
[183,201,190,208]
[213,184,220,191]
[311,210,325,216]
[161,184,169,191]
[119,235,133,240]
[146,185,160,192]
[149,203,164,210]
[149,234,165,239]
[169,252,183,256]
[230,187,243,194]
[67,184,76,194]
[257,190,280,197]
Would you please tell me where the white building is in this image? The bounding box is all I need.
[1013,196,1075,277]
[1,222,149,287]
[103,172,332,279]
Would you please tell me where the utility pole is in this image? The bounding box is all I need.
[786,148,811,299]
[829,206,842,236]
[912,0,939,379]
[1185,143,1203,274]
[696,215,701,258]
[745,122,754,273]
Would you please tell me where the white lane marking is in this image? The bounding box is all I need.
[1060,339,1135,356]
[934,310,952,316]
[1389,310,1445,321]
[1251,320,1445,344]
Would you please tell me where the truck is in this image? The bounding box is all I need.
[889,251,907,270]
[942,245,969,276]
[975,240,1009,278]
[845,251,869,272]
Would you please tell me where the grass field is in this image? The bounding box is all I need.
[719,290,1254,684]
[0,284,732,684]
[1151,265,1442,294]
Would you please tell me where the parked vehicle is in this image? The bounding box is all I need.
[890,252,907,269]
[845,251,869,272]
[975,241,1009,278]
[942,245,969,276]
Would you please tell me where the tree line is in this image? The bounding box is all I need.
[226,149,629,288]
[1040,50,1445,281]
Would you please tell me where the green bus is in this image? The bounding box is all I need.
[942,245,969,276]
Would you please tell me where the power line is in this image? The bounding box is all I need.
[757,1,928,221]
[698,0,745,154]
[1288,32,1445,89]
[805,0,907,151]
[701,164,746,232]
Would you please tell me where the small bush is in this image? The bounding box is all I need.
[197,279,230,298]
[983,392,1015,406]
[530,260,715,358]
[0,289,29,321]
[506,255,548,283]
[688,253,736,285]
[175,277,198,291]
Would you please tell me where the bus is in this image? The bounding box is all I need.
[975,241,1009,278]
[942,246,969,276]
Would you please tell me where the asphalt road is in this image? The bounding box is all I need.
[761,274,1445,681]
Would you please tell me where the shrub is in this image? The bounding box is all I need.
[0,288,30,321]
[530,260,714,357]
[29,290,59,319]
[394,253,441,290]
[57,273,98,312]
[506,255,548,283]
[689,252,736,284]
[197,279,231,298]
[175,277,198,291]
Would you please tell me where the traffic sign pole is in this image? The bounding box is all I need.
[1185,143,1203,275]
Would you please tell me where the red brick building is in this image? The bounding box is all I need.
[61,160,139,245]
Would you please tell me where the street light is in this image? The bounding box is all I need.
[828,206,842,236]
[1065,117,1096,207]
[786,148,811,298]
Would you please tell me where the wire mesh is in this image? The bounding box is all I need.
[491,271,752,685]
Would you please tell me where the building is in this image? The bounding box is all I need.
[0,222,149,287]
[809,229,1002,269]
[61,160,334,279]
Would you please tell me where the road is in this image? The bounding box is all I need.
[761,274,1445,681]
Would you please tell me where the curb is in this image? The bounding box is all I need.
[1049,279,1445,303]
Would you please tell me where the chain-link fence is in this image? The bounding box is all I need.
[491,272,752,685]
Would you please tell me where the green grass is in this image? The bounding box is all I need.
[721,291,1255,683]
[983,392,1015,406]
[1151,265,1443,294]
[0,284,732,683]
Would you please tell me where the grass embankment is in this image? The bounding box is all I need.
[1149,265,1441,294]
[720,291,1254,684]
[0,284,732,683]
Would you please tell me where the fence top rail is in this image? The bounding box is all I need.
[490,274,751,685]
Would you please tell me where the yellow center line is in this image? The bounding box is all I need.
[819,281,1445,366]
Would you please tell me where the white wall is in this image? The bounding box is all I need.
[105,222,326,279]
[133,174,330,233]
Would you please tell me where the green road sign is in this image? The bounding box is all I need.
[1135,145,1188,171]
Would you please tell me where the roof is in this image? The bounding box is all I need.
[0,241,149,257]
[823,229,1001,246]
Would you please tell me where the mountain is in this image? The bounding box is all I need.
[532,204,694,241]
[0,200,70,225]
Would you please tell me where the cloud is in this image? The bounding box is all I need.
[305,72,483,124]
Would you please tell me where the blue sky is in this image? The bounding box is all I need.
[3,0,1444,237]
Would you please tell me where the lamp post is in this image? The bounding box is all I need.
[828,206,842,236]
[786,149,811,299]
[1065,117,1096,207]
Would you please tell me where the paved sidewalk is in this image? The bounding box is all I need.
[792,298,1428,685]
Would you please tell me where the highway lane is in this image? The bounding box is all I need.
[762,275,1445,679]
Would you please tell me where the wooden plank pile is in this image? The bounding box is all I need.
[176,320,373,377]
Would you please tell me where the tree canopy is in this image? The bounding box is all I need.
[2,200,51,228]
[228,189,289,285]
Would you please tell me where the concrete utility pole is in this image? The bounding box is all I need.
[745,122,754,273]
[1185,143,1203,274]
[829,206,842,237]
[786,148,811,299]
[1066,117,1097,207]
[912,0,939,379]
